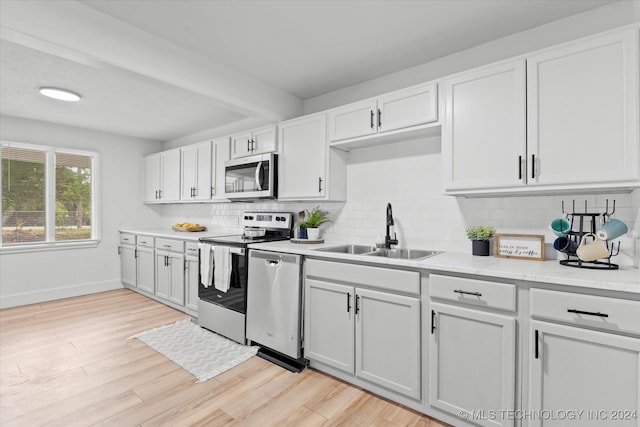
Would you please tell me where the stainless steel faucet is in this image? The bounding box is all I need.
[384,203,398,249]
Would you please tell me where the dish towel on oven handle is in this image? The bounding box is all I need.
[198,243,214,288]
[213,246,232,293]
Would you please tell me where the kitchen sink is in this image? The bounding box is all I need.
[315,244,377,255]
[314,245,441,261]
[365,248,442,260]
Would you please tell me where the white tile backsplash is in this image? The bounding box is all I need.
[156,140,638,267]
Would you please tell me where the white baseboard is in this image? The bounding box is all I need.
[0,280,124,309]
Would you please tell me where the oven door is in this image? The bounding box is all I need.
[225,153,276,200]
[199,246,248,314]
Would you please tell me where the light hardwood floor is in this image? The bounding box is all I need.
[0,289,450,426]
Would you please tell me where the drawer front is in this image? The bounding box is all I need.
[185,242,199,257]
[430,274,516,312]
[305,259,419,295]
[136,235,155,248]
[530,288,640,336]
[119,233,136,245]
[155,238,184,252]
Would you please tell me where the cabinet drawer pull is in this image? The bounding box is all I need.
[163,244,171,248]
[567,309,608,318]
[431,310,436,334]
[453,289,482,297]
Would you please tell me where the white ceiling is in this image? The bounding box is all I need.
[0,0,623,142]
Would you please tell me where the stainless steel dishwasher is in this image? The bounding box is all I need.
[246,249,306,371]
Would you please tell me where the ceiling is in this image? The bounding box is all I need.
[0,0,624,142]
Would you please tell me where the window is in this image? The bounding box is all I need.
[1,142,98,250]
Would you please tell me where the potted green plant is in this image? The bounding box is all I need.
[466,225,496,256]
[298,206,329,240]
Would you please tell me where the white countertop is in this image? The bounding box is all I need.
[248,240,640,295]
[119,227,237,241]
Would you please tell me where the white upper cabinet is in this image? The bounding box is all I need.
[211,137,230,201]
[328,82,438,144]
[181,141,212,201]
[527,28,639,188]
[442,60,526,191]
[278,113,347,201]
[143,149,181,203]
[443,27,639,195]
[230,125,277,159]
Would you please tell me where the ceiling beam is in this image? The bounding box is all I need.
[0,0,303,123]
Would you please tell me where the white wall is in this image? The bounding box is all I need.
[0,116,163,308]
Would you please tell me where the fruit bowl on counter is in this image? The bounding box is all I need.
[172,222,206,232]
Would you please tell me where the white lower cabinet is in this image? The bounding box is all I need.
[155,238,185,306]
[119,234,136,287]
[528,288,640,427]
[184,243,200,315]
[430,302,516,427]
[136,246,155,294]
[304,260,421,400]
[429,274,517,427]
[120,232,199,316]
[528,320,640,427]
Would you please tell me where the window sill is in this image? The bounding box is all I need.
[0,240,100,254]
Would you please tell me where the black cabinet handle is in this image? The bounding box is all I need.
[155,190,158,199]
[370,110,374,129]
[117,246,122,255]
[355,295,360,315]
[535,329,539,359]
[567,309,609,318]
[318,177,323,193]
[531,154,536,179]
[347,293,351,313]
[247,139,251,152]
[431,310,436,334]
[453,289,482,297]
[251,138,256,152]
[211,186,215,197]
[518,156,522,180]
[134,249,138,259]
[158,190,162,199]
[378,108,382,128]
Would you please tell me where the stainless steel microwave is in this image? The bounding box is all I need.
[224,153,277,200]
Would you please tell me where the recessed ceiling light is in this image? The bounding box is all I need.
[39,87,81,102]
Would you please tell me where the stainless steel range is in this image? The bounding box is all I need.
[198,211,293,344]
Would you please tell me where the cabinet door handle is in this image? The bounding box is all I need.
[211,186,215,197]
[155,190,158,199]
[347,293,351,313]
[531,154,536,179]
[318,177,323,193]
[134,249,138,259]
[251,138,256,152]
[247,139,251,152]
[158,190,162,199]
[370,110,374,129]
[567,309,609,318]
[534,329,539,359]
[453,289,482,297]
[355,295,360,315]
[518,155,523,180]
[118,246,122,255]
[377,108,382,129]
[431,310,436,334]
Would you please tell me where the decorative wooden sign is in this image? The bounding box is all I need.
[494,233,545,261]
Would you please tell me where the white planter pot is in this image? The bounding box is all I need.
[306,228,321,240]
